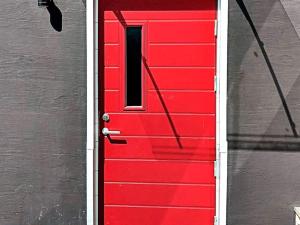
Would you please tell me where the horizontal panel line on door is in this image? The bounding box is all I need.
[105,88,215,93]
[104,43,120,46]
[147,90,215,93]
[148,88,214,91]
[105,89,214,91]
[105,66,120,69]
[104,19,147,23]
[104,135,215,139]
[104,204,215,210]
[148,66,215,69]
[105,159,214,163]
[104,180,216,186]
[103,132,215,139]
[105,113,216,116]
[104,19,216,22]
[104,135,215,140]
[104,181,215,186]
[149,43,215,46]
[106,111,216,117]
[105,159,215,163]
[105,156,216,162]
[148,19,216,22]
[105,90,215,93]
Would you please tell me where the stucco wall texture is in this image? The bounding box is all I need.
[0,0,300,224]
[0,0,86,224]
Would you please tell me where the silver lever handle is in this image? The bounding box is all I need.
[102,127,121,136]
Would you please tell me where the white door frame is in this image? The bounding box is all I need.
[216,0,229,224]
[86,0,228,224]
[86,0,97,224]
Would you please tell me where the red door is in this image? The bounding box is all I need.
[100,1,217,224]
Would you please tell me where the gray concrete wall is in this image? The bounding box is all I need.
[227,0,300,224]
[0,1,86,224]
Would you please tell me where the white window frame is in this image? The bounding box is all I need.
[86,0,228,224]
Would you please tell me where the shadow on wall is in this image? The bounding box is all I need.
[228,0,300,139]
[47,0,62,32]
[228,133,300,151]
[236,0,298,138]
[228,0,300,168]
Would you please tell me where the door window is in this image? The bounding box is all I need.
[126,26,142,107]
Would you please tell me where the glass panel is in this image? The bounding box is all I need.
[126,27,142,107]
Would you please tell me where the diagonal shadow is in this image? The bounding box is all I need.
[236,0,298,137]
[113,10,127,27]
[142,57,183,149]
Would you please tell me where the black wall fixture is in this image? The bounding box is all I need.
[47,1,62,32]
[38,0,51,7]
[39,0,63,32]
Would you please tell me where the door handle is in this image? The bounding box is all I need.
[102,127,121,136]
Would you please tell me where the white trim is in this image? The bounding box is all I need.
[94,0,99,224]
[216,0,228,225]
[87,0,95,224]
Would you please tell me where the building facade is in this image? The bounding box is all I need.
[0,0,299,225]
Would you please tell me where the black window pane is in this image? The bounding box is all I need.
[126,27,142,107]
